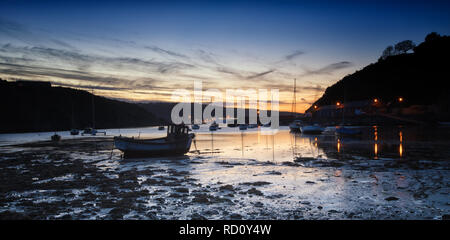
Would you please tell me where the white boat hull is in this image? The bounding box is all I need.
[114,134,193,158]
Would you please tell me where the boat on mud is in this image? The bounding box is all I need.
[114,124,194,158]
[239,124,248,130]
[288,78,302,132]
[70,129,79,135]
[289,120,302,132]
[82,128,97,135]
[209,121,219,131]
[192,124,200,130]
[51,133,61,142]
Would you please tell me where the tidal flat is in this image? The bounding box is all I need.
[0,127,449,220]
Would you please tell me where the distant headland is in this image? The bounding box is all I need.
[0,80,165,133]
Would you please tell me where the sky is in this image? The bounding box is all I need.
[1,0,449,112]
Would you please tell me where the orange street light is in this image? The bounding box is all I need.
[398,97,403,102]
[373,98,378,103]
[336,102,341,106]
[314,105,318,109]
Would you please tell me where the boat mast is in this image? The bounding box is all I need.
[342,83,346,125]
[91,89,95,129]
[71,99,75,128]
[291,78,297,118]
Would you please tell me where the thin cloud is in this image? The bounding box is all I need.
[260,82,325,93]
[0,18,39,45]
[302,85,325,91]
[246,69,275,79]
[216,66,244,78]
[0,62,125,85]
[0,44,196,74]
[284,50,305,61]
[52,82,131,91]
[144,45,189,59]
[51,39,77,50]
[197,49,219,65]
[302,61,353,76]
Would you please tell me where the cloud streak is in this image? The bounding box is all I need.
[284,50,304,61]
[246,69,275,79]
[302,61,353,76]
[0,62,125,85]
[0,44,196,74]
[144,45,189,59]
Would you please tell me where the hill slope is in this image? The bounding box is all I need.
[0,82,164,133]
[309,33,450,118]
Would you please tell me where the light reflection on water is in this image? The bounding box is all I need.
[1,124,450,163]
[189,125,450,163]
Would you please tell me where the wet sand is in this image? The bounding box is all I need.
[0,132,448,220]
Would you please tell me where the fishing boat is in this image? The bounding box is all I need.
[300,124,325,134]
[114,125,194,158]
[158,126,165,130]
[70,129,79,135]
[192,124,200,130]
[288,78,302,132]
[289,120,302,132]
[51,133,61,142]
[82,128,97,136]
[248,124,258,128]
[209,121,219,131]
[239,124,248,130]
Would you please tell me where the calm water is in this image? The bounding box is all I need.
[2,124,450,163]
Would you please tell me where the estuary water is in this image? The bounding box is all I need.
[0,124,449,219]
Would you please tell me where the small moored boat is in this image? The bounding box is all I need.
[70,129,79,135]
[51,133,61,142]
[158,126,165,130]
[192,124,200,130]
[300,124,325,134]
[82,128,97,136]
[209,121,219,131]
[289,120,302,132]
[239,124,248,130]
[114,125,194,158]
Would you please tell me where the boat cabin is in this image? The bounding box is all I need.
[167,124,190,138]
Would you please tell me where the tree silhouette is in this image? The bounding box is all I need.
[394,40,416,54]
[425,32,440,42]
[381,45,394,59]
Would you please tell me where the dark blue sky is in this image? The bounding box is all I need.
[1,0,449,111]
